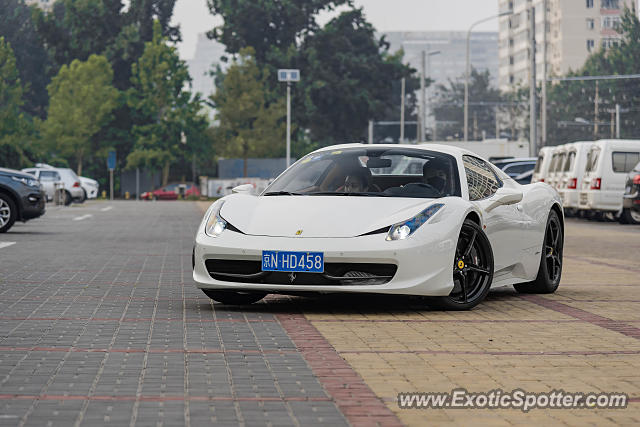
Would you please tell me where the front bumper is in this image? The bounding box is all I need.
[193,225,457,297]
[20,191,45,220]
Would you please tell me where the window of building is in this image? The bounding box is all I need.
[602,16,621,30]
[509,38,514,47]
[586,0,594,8]
[587,39,595,51]
[586,18,595,30]
[509,75,514,84]
[509,56,514,65]
[463,156,502,201]
[601,38,620,49]
[601,0,620,9]
[612,152,640,173]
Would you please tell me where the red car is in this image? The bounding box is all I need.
[141,183,200,200]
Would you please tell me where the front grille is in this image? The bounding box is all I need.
[205,259,397,286]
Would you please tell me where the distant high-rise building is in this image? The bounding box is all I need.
[25,0,52,11]
[383,31,499,88]
[498,0,636,91]
[186,34,226,100]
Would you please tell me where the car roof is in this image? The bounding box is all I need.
[314,143,486,159]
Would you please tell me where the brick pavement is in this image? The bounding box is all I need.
[0,201,350,426]
[1,201,639,426]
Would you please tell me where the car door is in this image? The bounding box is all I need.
[462,155,526,273]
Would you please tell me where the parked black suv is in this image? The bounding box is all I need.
[0,167,46,232]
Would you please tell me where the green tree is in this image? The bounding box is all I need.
[298,9,417,143]
[43,54,119,175]
[127,21,208,185]
[211,48,286,177]
[206,0,351,64]
[433,68,502,141]
[0,36,34,167]
[0,0,51,117]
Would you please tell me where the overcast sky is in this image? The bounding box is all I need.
[172,0,499,59]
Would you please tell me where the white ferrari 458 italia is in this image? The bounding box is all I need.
[193,144,563,310]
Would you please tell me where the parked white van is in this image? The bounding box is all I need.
[579,140,640,220]
[532,146,554,184]
[547,145,568,190]
[557,141,594,213]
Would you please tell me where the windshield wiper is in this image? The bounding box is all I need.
[263,191,304,196]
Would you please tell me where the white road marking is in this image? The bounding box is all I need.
[73,214,93,221]
[0,242,16,249]
[100,206,113,212]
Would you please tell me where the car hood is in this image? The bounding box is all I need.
[79,176,98,185]
[0,167,37,180]
[219,194,437,238]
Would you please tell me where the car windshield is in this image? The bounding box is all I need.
[264,148,461,198]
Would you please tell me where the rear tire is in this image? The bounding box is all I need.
[427,220,494,310]
[620,208,640,225]
[202,290,266,305]
[64,190,72,206]
[0,194,17,233]
[514,209,563,294]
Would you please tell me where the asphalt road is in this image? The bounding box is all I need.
[1,200,639,426]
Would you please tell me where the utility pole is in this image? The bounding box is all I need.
[495,106,500,139]
[541,0,548,147]
[594,80,599,137]
[616,103,621,138]
[368,120,374,144]
[419,50,426,142]
[400,77,406,142]
[529,4,538,157]
[286,82,291,166]
[277,69,300,168]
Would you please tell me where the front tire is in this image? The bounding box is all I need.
[514,209,563,294]
[202,290,266,305]
[0,194,17,233]
[428,219,494,310]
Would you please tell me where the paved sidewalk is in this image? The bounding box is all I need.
[0,201,352,426]
[1,202,639,426]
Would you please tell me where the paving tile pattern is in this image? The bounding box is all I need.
[0,201,348,426]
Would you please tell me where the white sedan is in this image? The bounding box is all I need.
[193,144,563,310]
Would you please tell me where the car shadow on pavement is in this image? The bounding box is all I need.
[196,288,524,315]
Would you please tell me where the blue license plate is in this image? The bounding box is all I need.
[261,251,324,273]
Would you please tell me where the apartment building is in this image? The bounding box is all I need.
[498,0,635,91]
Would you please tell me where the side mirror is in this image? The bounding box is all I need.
[232,184,254,194]
[485,187,523,212]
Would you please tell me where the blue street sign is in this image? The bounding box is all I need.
[107,151,116,170]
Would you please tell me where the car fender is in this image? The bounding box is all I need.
[0,183,22,220]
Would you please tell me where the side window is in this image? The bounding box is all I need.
[612,151,640,173]
[564,152,576,172]
[463,155,502,201]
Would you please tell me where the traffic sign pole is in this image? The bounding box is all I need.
[107,151,116,201]
[286,82,291,168]
[278,69,300,169]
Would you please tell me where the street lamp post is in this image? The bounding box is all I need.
[465,10,513,141]
[278,69,300,168]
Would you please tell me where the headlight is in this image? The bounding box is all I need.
[12,176,41,189]
[386,203,444,241]
[204,201,227,237]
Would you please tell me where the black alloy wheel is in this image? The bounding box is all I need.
[428,219,494,310]
[514,209,563,294]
